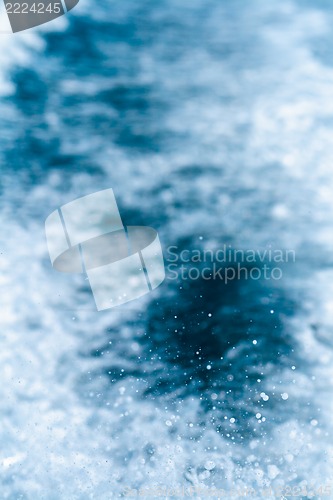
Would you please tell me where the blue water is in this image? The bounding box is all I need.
[1,0,333,497]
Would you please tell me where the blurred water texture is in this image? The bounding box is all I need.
[1,0,333,497]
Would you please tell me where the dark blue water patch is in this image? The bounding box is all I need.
[143,266,297,384]
[11,68,49,117]
[59,81,167,152]
[36,20,170,153]
[2,68,59,181]
[146,275,299,442]
[77,251,300,441]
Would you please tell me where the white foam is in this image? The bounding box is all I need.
[0,1,12,34]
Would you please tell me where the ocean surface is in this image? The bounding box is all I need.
[1,0,333,498]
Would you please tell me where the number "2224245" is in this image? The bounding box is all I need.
[5,3,62,14]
